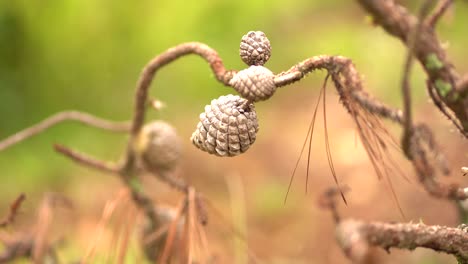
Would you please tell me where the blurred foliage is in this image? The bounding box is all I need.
[0,0,467,204]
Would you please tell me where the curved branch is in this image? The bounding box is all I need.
[274,55,403,124]
[336,219,468,263]
[0,111,130,152]
[130,42,236,136]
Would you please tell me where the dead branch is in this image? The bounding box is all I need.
[0,194,26,228]
[336,219,468,263]
[0,111,130,152]
[356,0,468,137]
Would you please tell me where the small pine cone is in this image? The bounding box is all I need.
[240,31,271,66]
[134,121,182,172]
[229,65,276,102]
[191,94,259,157]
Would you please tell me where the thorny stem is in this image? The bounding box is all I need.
[336,219,468,263]
[0,111,130,152]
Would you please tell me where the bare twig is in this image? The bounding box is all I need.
[401,0,436,157]
[54,144,120,174]
[0,111,130,152]
[0,194,26,228]
[426,0,453,28]
[336,219,468,263]
[318,186,350,223]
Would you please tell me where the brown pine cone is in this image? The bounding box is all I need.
[134,120,182,172]
[240,31,271,66]
[191,94,259,157]
[229,65,276,102]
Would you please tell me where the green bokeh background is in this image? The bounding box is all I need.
[0,1,467,262]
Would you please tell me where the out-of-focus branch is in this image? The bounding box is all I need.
[0,194,26,228]
[356,0,468,137]
[336,219,468,263]
[0,111,130,152]
[54,144,120,175]
[401,0,435,157]
[426,0,453,28]
[457,75,468,98]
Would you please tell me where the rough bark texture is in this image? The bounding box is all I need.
[337,219,468,263]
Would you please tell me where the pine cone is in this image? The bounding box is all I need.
[240,31,271,66]
[191,94,259,157]
[229,65,276,102]
[134,121,182,172]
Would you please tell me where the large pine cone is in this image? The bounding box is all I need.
[191,94,259,157]
[229,65,276,102]
[240,31,271,66]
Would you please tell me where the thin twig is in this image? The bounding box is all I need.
[0,194,26,228]
[0,111,130,152]
[336,219,468,263]
[318,186,350,224]
[54,144,120,174]
[426,0,453,28]
[401,0,435,157]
